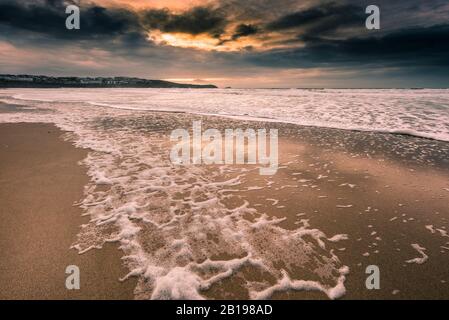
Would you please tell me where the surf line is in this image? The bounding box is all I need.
[170,120,278,175]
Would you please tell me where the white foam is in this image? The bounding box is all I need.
[13,88,439,299]
[406,244,429,265]
[328,234,349,242]
[150,267,204,300]
[425,225,449,238]
[251,266,349,300]
[3,88,449,142]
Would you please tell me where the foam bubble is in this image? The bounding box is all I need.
[406,244,428,265]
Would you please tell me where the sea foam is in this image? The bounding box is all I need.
[5,87,449,142]
[3,88,447,299]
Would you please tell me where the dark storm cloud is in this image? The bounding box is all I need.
[304,23,449,68]
[0,0,65,35]
[142,6,227,37]
[80,6,139,36]
[0,1,229,41]
[266,2,364,35]
[0,0,448,87]
[249,24,449,69]
[0,0,141,40]
[232,24,259,40]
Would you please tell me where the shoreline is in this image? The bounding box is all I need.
[0,123,136,299]
[0,112,448,299]
[2,88,449,143]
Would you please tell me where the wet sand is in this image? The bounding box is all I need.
[1,116,448,300]
[0,123,136,299]
[138,112,449,299]
[223,136,449,299]
[109,112,449,299]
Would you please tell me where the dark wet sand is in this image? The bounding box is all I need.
[0,123,136,299]
[227,137,449,299]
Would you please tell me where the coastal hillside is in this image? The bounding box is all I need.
[0,75,217,89]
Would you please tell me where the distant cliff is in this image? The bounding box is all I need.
[0,75,217,89]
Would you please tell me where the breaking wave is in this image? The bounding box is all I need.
[6,88,449,142]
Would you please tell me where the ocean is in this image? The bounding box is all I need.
[3,88,449,141]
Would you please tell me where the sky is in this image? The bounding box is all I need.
[0,0,448,88]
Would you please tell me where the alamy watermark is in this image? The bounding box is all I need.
[365,5,381,30]
[170,121,278,175]
[65,5,80,30]
[65,265,80,290]
[365,265,380,290]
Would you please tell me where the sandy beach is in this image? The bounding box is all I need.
[0,123,136,299]
[0,114,448,299]
[1,87,449,300]
[233,134,449,299]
